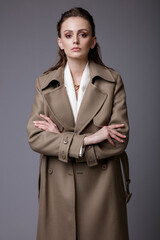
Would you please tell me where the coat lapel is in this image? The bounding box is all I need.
[39,61,115,133]
[74,61,115,133]
[40,66,75,131]
[44,86,75,131]
[74,81,107,133]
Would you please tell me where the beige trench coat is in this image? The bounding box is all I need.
[27,60,131,240]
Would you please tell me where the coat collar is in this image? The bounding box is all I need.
[40,60,115,133]
[40,60,115,90]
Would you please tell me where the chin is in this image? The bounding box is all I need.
[68,53,88,61]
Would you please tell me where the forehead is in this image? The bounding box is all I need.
[61,17,91,31]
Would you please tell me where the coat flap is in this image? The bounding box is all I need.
[75,81,108,134]
[44,85,75,131]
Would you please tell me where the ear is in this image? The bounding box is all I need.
[57,37,64,50]
[90,36,97,49]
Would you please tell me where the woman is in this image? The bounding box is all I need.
[27,7,132,240]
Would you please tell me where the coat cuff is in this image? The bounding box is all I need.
[85,145,98,167]
[69,134,87,159]
[58,132,74,162]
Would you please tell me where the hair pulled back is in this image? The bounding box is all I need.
[44,7,106,74]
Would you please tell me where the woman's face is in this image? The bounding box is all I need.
[57,17,96,62]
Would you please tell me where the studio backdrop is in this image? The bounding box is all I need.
[1,0,160,239]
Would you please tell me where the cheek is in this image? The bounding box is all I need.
[61,39,71,48]
[63,41,69,47]
[63,45,71,54]
[83,39,92,49]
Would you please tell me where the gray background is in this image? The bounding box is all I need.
[1,0,160,239]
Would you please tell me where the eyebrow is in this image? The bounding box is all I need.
[63,29,89,33]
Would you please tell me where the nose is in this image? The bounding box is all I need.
[73,34,79,44]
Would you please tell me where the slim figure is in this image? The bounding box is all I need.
[27,7,132,240]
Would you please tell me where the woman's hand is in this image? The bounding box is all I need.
[84,124,126,146]
[33,114,60,134]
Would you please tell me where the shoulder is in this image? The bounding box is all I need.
[107,67,120,79]
[108,68,124,86]
[89,61,122,84]
[35,72,51,87]
[97,64,125,93]
[35,66,63,90]
[104,65,123,83]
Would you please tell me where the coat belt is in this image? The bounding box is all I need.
[38,151,132,204]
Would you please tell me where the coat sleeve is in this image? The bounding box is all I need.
[26,78,88,163]
[85,74,130,166]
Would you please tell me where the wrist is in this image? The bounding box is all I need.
[84,134,95,146]
[83,136,90,146]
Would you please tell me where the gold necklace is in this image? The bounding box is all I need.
[74,83,80,91]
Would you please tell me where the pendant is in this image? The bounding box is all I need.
[74,84,80,91]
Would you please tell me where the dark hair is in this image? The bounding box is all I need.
[43,7,107,74]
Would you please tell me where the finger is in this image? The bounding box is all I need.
[40,114,51,122]
[34,121,60,133]
[111,129,126,138]
[34,123,50,130]
[34,123,47,128]
[34,124,48,131]
[33,120,48,124]
[40,114,56,125]
[109,124,125,129]
[34,121,49,127]
[108,136,115,146]
[110,133,124,143]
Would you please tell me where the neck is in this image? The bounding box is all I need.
[67,58,88,82]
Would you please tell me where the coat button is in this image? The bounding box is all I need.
[61,151,66,160]
[63,137,68,144]
[101,164,107,170]
[48,168,53,174]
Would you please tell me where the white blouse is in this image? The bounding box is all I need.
[64,61,90,156]
[64,61,90,123]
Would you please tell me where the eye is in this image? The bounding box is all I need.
[65,34,72,39]
[79,33,87,38]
